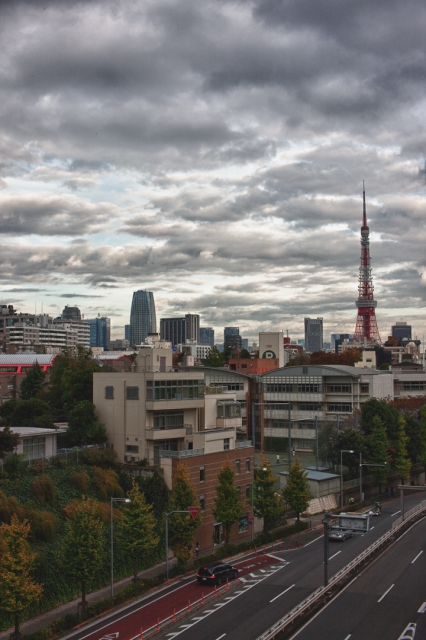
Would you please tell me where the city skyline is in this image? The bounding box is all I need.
[0,1,425,343]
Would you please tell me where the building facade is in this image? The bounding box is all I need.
[160,314,200,346]
[304,318,323,352]
[129,290,157,347]
[391,321,412,342]
[200,327,214,347]
[87,316,111,350]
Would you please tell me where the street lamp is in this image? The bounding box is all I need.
[110,497,131,598]
[340,450,354,509]
[359,453,387,506]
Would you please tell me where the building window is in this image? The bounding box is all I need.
[238,513,249,534]
[237,485,241,497]
[200,466,205,482]
[360,383,369,393]
[125,445,139,453]
[200,495,205,511]
[327,403,352,412]
[246,484,251,500]
[224,438,230,451]
[245,457,250,473]
[126,386,139,400]
[326,384,352,393]
[146,379,204,401]
[23,437,46,460]
[105,386,114,399]
[236,459,240,475]
[298,403,322,411]
[217,403,241,418]
[153,411,184,429]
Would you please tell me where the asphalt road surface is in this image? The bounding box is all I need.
[291,515,426,640]
[69,493,426,640]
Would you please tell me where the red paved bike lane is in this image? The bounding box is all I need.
[81,555,281,640]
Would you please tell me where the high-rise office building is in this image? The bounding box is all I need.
[391,322,412,342]
[62,305,81,321]
[304,318,323,352]
[160,313,200,346]
[124,324,130,341]
[129,290,156,347]
[87,316,111,350]
[200,327,214,347]
[224,327,242,351]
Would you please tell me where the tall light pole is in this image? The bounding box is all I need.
[340,450,354,509]
[110,497,131,598]
[359,454,387,507]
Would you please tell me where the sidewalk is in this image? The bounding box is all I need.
[0,518,319,640]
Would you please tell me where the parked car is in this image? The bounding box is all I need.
[196,563,239,585]
[329,527,353,542]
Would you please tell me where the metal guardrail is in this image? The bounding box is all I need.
[256,502,426,640]
[159,448,204,458]
[235,440,252,449]
[343,475,373,490]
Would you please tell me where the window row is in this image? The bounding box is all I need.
[327,403,353,412]
[326,384,352,393]
[146,380,204,400]
[217,403,241,418]
[153,411,184,429]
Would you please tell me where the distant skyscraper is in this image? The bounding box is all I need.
[304,318,323,352]
[391,321,412,342]
[160,314,200,346]
[242,338,249,350]
[130,290,156,347]
[224,327,242,350]
[62,305,81,321]
[87,316,111,350]
[124,324,130,341]
[200,327,214,347]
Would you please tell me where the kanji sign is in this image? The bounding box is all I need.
[188,506,200,519]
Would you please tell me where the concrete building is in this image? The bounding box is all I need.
[176,342,212,361]
[259,332,284,366]
[304,318,323,352]
[228,358,280,375]
[61,305,82,321]
[53,319,90,349]
[87,316,111,350]
[160,314,200,346]
[2,426,66,460]
[110,339,130,351]
[392,321,412,342]
[0,353,57,403]
[129,290,157,347]
[200,327,214,347]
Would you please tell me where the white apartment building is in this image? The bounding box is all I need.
[176,342,212,360]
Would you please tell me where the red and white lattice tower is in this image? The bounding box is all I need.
[353,184,382,344]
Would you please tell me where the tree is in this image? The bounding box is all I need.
[167,463,202,567]
[282,456,310,522]
[60,497,105,609]
[118,480,159,581]
[0,425,20,458]
[213,461,244,544]
[394,415,411,484]
[361,398,400,444]
[334,428,365,479]
[0,398,54,429]
[46,347,103,421]
[240,349,251,359]
[0,515,43,639]
[316,421,338,469]
[254,453,283,532]
[64,400,108,447]
[20,362,45,400]
[204,346,224,367]
[367,415,389,494]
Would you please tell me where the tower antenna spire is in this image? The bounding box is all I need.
[353,184,381,344]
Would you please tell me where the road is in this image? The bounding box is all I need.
[291,515,426,640]
[70,493,426,640]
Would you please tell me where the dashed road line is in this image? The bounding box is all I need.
[270,584,295,603]
[378,584,394,603]
[411,550,423,564]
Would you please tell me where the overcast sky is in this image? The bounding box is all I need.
[0,0,425,344]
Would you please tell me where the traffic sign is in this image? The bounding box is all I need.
[188,506,200,519]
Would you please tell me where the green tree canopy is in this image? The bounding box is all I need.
[0,398,54,429]
[64,400,108,447]
[204,346,224,367]
[0,515,43,639]
[240,349,251,359]
[316,421,338,469]
[167,463,202,567]
[254,453,283,532]
[367,415,389,493]
[394,415,411,484]
[60,497,106,609]
[335,428,366,479]
[213,460,244,544]
[361,398,400,444]
[20,362,46,400]
[0,426,20,458]
[46,347,103,421]
[282,456,310,522]
[118,480,159,581]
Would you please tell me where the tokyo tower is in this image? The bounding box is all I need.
[353,183,382,344]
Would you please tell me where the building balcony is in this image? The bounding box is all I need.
[145,427,188,440]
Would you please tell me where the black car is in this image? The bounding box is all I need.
[196,563,239,585]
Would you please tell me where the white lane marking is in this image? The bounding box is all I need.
[343,635,351,640]
[370,527,375,531]
[378,584,394,602]
[418,601,426,613]
[329,551,341,560]
[392,510,401,516]
[270,584,295,603]
[412,550,423,564]
[303,535,323,547]
[397,622,416,639]
[267,553,289,561]
[216,635,227,640]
